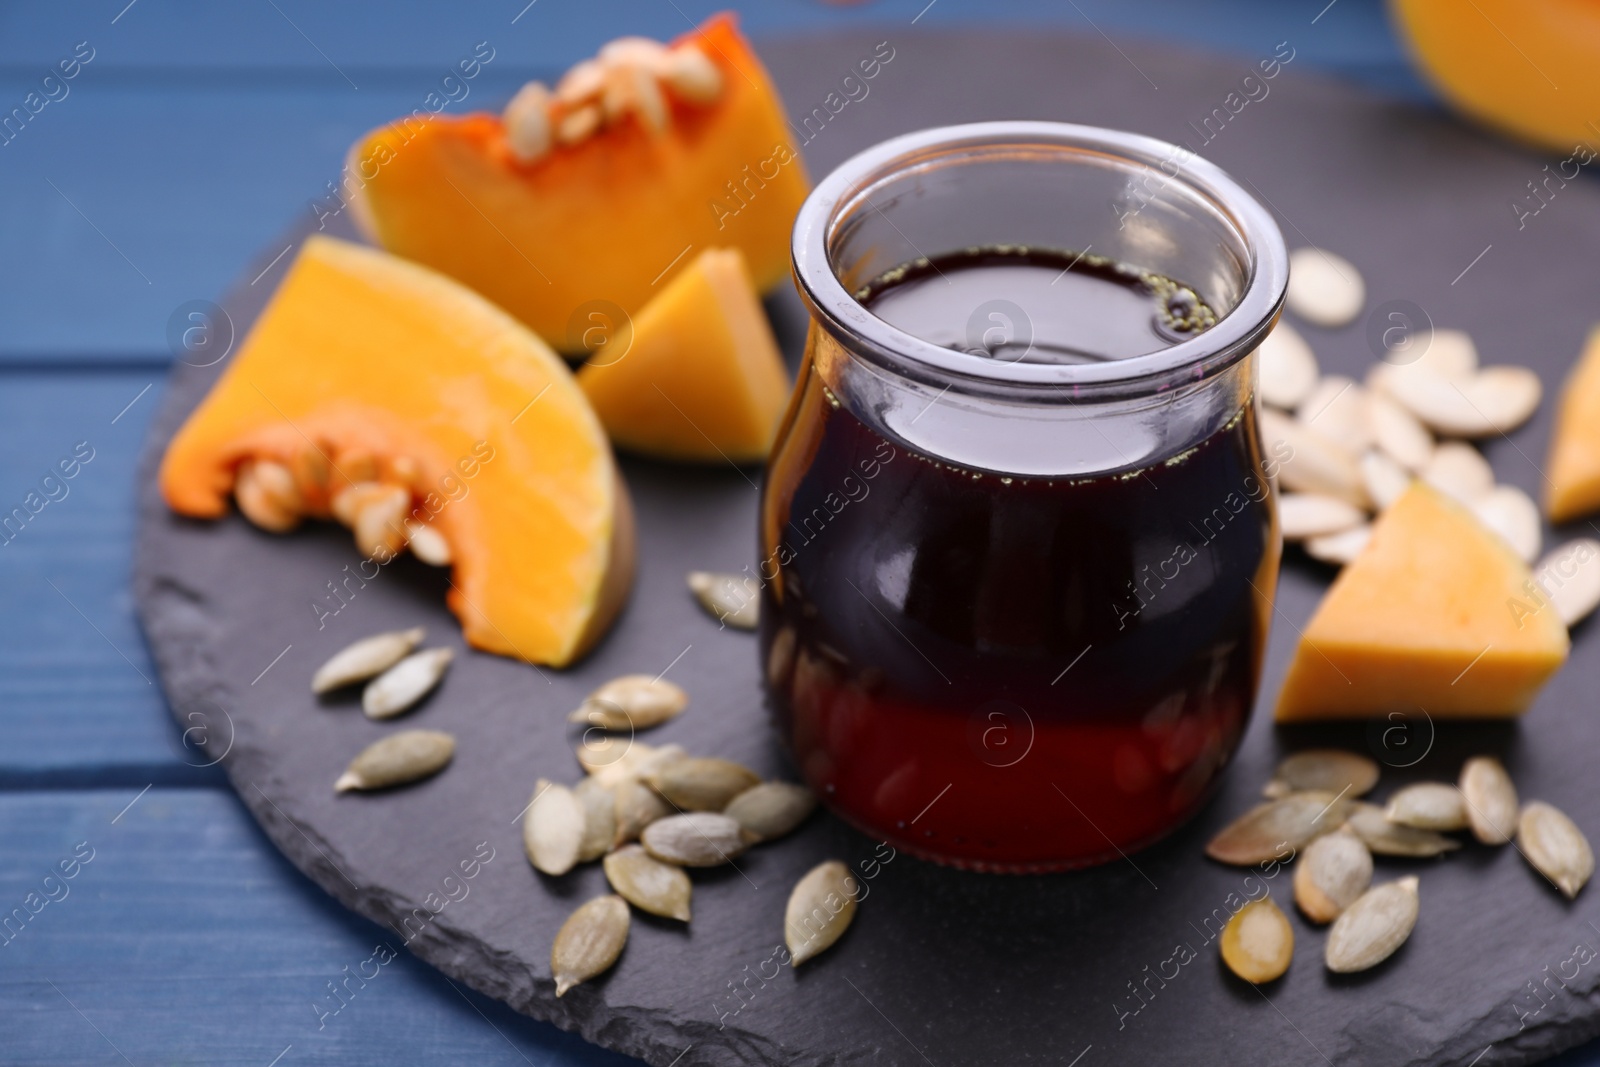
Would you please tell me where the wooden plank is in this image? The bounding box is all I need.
[0,787,641,1066]
[0,370,187,778]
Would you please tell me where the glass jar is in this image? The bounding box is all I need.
[759,122,1289,872]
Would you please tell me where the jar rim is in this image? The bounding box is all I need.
[789,121,1289,395]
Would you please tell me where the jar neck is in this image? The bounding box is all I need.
[808,325,1259,478]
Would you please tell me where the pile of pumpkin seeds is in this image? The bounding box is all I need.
[535,672,860,995]
[1208,748,1593,983]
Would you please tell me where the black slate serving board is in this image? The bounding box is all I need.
[135,27,1600,1067]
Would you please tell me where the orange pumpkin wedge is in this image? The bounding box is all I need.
[577,247,789,463]
[159,235,633,668]
[1275,482,1567,720]
[345,13,809,350]
[1545,325,1600,522]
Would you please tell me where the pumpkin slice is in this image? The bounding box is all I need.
[346,14,809,349]
[1275,481,1567,720]
[159,235,633,668]
[577,247,788,463]
[1545,325,1600,522]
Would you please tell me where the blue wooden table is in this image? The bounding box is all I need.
[2,1,1591,1063]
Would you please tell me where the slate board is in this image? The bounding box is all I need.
[134,27,1600,1067]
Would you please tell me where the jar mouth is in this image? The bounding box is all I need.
[790,121,1289,396]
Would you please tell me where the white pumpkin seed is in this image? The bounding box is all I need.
[1533,539,1600,627]
[661,44,722,104]
[404,521,451,566]
[687,571,760,630]
[1365,391,1434,472]
[1459,756,1519,845]
[579,739,686,789]
[649,757,762,812]
[555,59,606,104]
[1258,320,1319,409]
[612,777,673,847]
[1271,750,1380,797]
[235,459,302,532]
[312,626,425,694]
[1376,362,1541,438]
[551,895,629,996]
[1412,328,1478,379]
[1325,876,1419,973]
[724,781,818,842]
[785,860,859,966]
[361,647,452,719]
[352,484,410,560]
[557,104,602,145]
[1286,247,1365,328]
[1298,376,1371,455]
[1305,524,1372,566]
[524,779,586,877]
[603,844,691,921]
[1421,441,1494,505]
[1345,802,1460,857]
[1220,896,1293,983]
[1359,450,1411,511]
[503,80,553,163]
[598,36,670,69]
[574,776,616,863]
[1518,801,1593,899]
[1260,409,1368,507]
[1383,783,1469,831]
[335,729,454,792]
[1279,493,1365,542]
[568,675,688,731]
[641,812,754,867]
[1293,827,1373,924]
[1206,791,1351,866]
[1471,485,1541,563]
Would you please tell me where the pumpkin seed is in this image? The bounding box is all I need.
[1260,409,1368,508]
[1459,756,1519,845]
[1518,801,1594,899]
[1384,782,1469,831]
[1258,320,1319,409]
[1421,441,1494,505]
[1305,524,1372,566]
[1378,362,1541,438]
[574,776,616,863]
[235,458,301,532]
[1298,376,1372,455]
[612,777,673,847]
[352,484,410,560]
[785,860,859,966]
[1286,247,1365,328]
[1325,876,1419,973]
[1220,896,1293,983]
[312,626,425,694]
[503,80,553,163]
[724,782,817,842]
[568,675,688,731]
[599,36,670,69]
[551,895,629,996]
[1345,802,1461,857]
[362,647,452,719]
[1279,493,1365,542]
[1293,826,1373,924]
[1472,485,1541,563]
[603,844,691,921]
[1365,391,1433,472]
[1268,750,1380,798]
[1533,539,1600,627]
[1206,791,1351,866]
[661,44,722,104]
[404,521,451,566]
[649,757,762,812]
[1359,450,1410,511]
[524,779,586,876]
[557,104,602,145]
[556,59,606,104]
[641,812,754,867]
[576,737,682,787]
[1412,328,1478,379]
[335,729,454,792]
[687,571,760,630]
